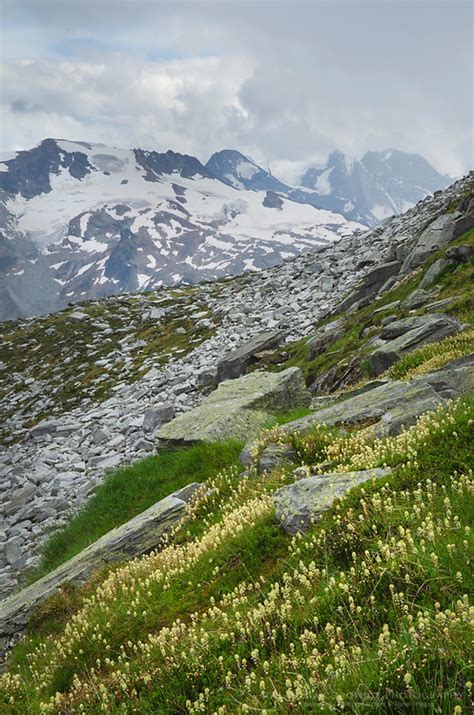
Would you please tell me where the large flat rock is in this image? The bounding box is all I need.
[157,367,310,447]
[273,468,391,535]
[0,483,200,666]
[401,210,474,273]
[279,361,474,438]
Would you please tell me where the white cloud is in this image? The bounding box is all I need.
[1,0,472,177]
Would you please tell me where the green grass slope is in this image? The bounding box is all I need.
[1,394,472,713]
[23,441,244,586]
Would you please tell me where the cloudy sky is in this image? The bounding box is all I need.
[1,0,472,179]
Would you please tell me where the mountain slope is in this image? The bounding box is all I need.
[0,174,473,713]
[0,139,362,321]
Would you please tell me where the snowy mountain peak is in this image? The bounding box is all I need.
[206,149,286,192]
[0,138,364,322]
[301,149,451,225]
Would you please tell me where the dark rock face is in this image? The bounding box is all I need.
[368,314,463,376]
[309,355,363,395]
[0,138,94,199]
[336,260,401,312]
[206,150,289,193]
[446,244,474,263]
[262,191,284,209]
[104,229,138,285]
[216,330,286,382]
[134,149,215,182]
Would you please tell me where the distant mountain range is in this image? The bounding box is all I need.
[207,148,451,225]
[0,138,451,321]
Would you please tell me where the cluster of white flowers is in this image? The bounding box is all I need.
[1,398,472,713]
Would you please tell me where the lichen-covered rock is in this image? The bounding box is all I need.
[157,367,310,447]
[259,443,298,474]
[279,361,473,437]
[0,483,201,665]
[273,468,391,535]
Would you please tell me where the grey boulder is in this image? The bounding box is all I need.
[216,330,286,382]
[157,367,310,447]
[368,313,463,376]
[143,402,175,432]
[273,468,391,535]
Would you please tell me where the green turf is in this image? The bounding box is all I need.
[24,440,243,585]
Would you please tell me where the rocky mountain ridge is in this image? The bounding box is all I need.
[0,171,471,601]
[0,139,450,321]
[0,139,361,322]
[207,147,451,226]
[300,148,451,224]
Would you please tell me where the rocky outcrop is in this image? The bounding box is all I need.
[0,482,200,666]
[336,260,402,312]
[216,330,286,382]
[279,361,474,437]
[401,207,474,273]
[273,468,391,535]
[368,314,463,376]
[307,319,344,359]
[309,355,363,395]
[157,368,310,447]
